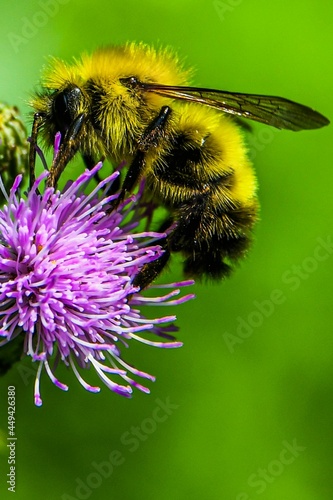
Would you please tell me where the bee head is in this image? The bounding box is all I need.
[30,82,90,152]
[52,85,83,137]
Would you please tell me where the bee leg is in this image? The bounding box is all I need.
[131,216,174,290]
[112,106,172,208]
[116,106,172,289]
[132,240,171,290]
[82,153,96,170]
[47,113,86,188]
[29,112,45,190]
[82,153,121,193]
[82,153,102,184]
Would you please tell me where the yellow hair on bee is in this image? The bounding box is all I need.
[40,42,191,92]
[30,42,263,282]
[32,43,193,159]
[80,43,191,85]
[147,102,257,207]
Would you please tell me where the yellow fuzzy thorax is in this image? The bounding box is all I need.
[41,42,191,90]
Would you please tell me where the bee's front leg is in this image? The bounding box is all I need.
[112,106,172,208]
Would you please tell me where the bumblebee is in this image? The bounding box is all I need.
[30,42,329,288]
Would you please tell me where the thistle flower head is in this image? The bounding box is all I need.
[0,157,194,405]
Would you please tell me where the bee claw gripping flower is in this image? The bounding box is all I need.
[0,162,194,406]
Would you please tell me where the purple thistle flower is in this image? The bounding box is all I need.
[0,160,194,406]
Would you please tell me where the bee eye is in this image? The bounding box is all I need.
[52,86,82,134]
[120,76,139,88]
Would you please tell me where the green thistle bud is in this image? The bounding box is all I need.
[0,103,29,203]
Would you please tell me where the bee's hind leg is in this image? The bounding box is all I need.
[114,106,173,289]
[132,216,174,290]
[132,240,171,290]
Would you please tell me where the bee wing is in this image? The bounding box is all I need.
[141,83,330,131]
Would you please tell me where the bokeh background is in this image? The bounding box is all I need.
[1,1,332,499]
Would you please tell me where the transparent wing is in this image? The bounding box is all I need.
[138,82,330,131]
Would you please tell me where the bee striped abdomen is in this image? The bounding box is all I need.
[148,105,258,279]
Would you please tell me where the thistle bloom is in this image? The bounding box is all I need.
[0,159,194,406]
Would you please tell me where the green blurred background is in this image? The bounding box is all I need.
[1,0,333,499]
